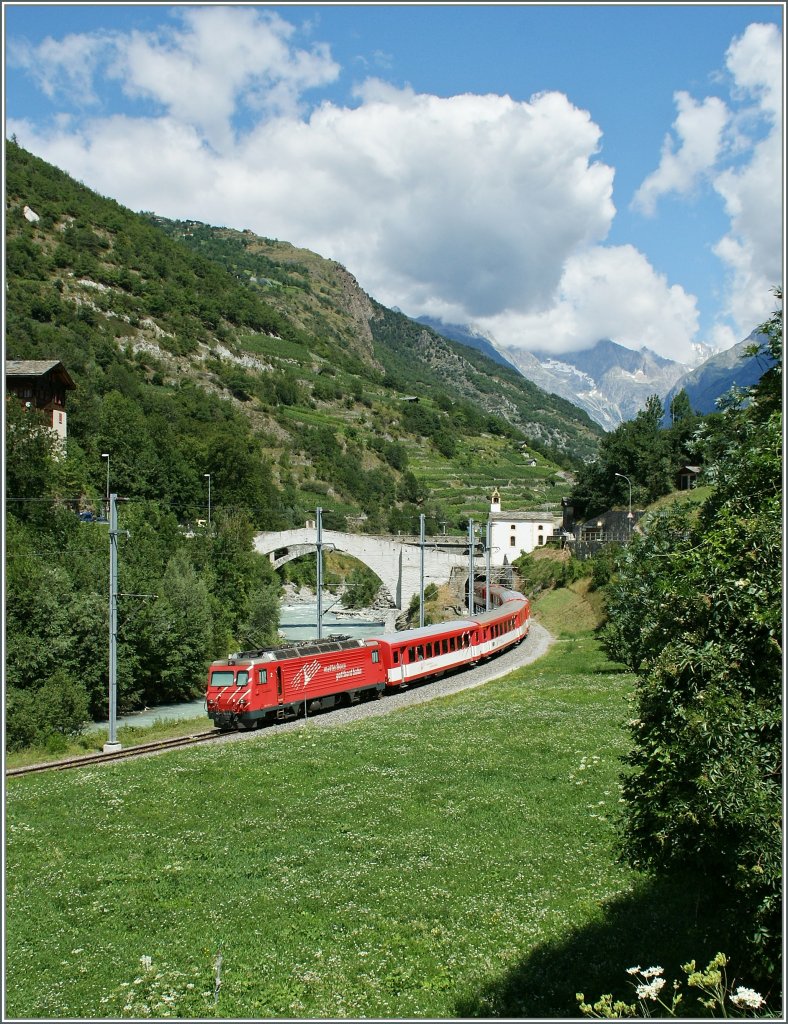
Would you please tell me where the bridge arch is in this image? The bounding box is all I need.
[254,528,470,610]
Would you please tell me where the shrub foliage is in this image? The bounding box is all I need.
[602,295,782,978]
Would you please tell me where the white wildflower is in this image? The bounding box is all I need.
[636,977,666,1001]
[730,986,765,1010]
[626,965,642,975]
[140,955,153,971]
[642,966,664,978]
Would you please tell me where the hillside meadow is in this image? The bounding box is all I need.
[5,610,739,1020]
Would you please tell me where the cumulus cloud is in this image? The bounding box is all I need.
[632,21,782,343]
[7,8,781,362]
[112,7,339,150]
[711,23,783,335]
[632,92,729,215]
[473,245,700,362]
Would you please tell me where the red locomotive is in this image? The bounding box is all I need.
[206,583,530,731]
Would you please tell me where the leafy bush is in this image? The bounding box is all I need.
[603,297,782,980]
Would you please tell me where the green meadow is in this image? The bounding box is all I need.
[5,615,735,1019]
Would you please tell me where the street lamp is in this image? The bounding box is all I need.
[204,473,211,527]
[101,453,110,518]
[615,472,633,535]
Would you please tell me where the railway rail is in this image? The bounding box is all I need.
[6,729,223,777]
[6,622,553,780]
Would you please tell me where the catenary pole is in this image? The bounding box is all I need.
[419,513,425,628]
[105,493,121,752]
[316,507,323,640]
[468,518,475,614]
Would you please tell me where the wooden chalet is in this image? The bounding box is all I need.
[5,359,76,442]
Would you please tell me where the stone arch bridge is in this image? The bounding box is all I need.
[253,528,478,610]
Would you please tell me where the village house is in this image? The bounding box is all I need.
[5,359,76,444]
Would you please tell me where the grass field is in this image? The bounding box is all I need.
[6,585,745,1015]
[5,598,739,1019]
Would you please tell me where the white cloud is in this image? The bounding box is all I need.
[473,245,700,362]
[10,73,617,328]
[632,92,729,215]
[8,30,115,105]
[113,7,339,149]
[232,86,615,319]
[8,8,781,364]
[631,21,782,343]
[711,23,783,336]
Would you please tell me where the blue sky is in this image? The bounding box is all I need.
[4,3,784,363]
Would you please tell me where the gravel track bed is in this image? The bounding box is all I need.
[218,621,555,745]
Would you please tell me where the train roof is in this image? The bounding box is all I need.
[471,599,527,628]
[372,618,477,645]
[221,637,365,664]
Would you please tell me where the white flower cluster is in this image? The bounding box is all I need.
[636,977,666,1001]
[140,955,153,972]
[626,966,666,1002]
[730,986,765,1010]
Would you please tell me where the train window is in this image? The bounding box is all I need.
[258,669,268,684]
[442,639,448,654]
[371,650,380,663]
[449,636,456,651]
[408,646,415,662]
[237,671,249,686]
[426,643,432,659]
[210,670,235,687]
[417,646,424,661]
[393,650,400,665]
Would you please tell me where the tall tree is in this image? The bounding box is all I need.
[604,294,782,979]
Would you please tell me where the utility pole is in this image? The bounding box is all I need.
[615,472,633,538]
[104,493,122,753]
[485,518,492,611]
[316,507,323,640]
[467,518,475,614]
[101,453,110,519]
[419,513,425,628]
[204,473,212,528]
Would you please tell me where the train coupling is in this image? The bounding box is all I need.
[211,711,238,731]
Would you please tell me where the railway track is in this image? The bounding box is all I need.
[6,729,224,777]
[6,624,553,780]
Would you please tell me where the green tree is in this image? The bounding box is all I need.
[605,295,782,979]
[136,549,215,704]
[340,565,382,610]
[573,394,672,518]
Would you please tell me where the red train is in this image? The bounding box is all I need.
[206,583,530,731]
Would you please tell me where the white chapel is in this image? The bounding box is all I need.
[487,488,559,566]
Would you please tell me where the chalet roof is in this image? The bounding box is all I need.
[490,510,559,523]
[5,360,76,389]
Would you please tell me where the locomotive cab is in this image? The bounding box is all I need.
[206,660,274,730]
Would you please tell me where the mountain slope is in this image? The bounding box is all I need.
[663,331,775,418]
[5,141,602,530]
[147,217,603,459]
[497,339,687,430]
[413,315,520,372]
